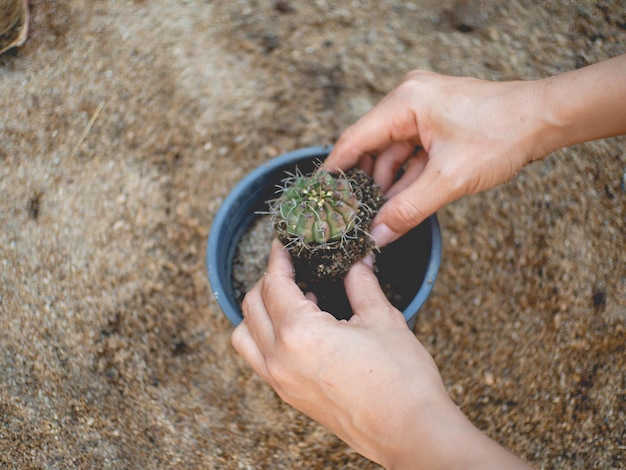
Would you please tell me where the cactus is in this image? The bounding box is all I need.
[270,169,361,249]
[267,165,385,286]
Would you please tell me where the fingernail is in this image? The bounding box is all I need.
[369,223,398,248]
[361,253,374,270]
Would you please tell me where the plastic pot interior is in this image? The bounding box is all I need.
[206,145,441,329]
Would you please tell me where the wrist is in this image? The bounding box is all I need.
[530,55,626,157]
[530,74,580,159]
[382,394,530,470]
[379,393,469,469]
[506,78,564,165]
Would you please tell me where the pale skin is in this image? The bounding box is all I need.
[232,54,626,469]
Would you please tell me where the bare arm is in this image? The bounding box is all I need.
[232,241,531,469]
[323,54,626,247]
[538,54,626,155]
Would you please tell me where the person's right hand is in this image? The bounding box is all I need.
[323,70,550,247]
[325,55,626,247]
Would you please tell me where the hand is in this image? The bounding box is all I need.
[323,71,548,247]
[324,55,626,247]
[231,240,530,469]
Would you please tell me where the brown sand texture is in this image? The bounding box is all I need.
[1,1,624,468]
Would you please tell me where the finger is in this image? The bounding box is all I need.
[231,321,271,380]
[384,148,429,198]
[304,291,318,304]
[262,239,320,329]
[323,123,369,173]
[344,257,403,326]
[370,161,459,247]
[356,153,376,174]
[267,238,295,279]
[323,93,422,173]
[372,142,416,192]
[241,279,276,350]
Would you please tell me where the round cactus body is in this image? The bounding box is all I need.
[267,166,385,288]
[271,170,361,248]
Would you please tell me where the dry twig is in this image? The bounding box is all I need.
[70,101,105,158]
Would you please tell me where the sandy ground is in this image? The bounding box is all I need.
[1,1,624,468]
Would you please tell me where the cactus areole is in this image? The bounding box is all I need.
[268,166,385,288]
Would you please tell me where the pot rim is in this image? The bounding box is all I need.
[206,145,441,327]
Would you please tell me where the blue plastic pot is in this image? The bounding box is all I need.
[206,145,442,329]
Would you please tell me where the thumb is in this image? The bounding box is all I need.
[344,255,404,326]
[370,163,453,247]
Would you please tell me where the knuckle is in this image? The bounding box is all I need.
[278,322,311,351]
[334,124,365,160]
[390,79,420,102]
[387,305,408,325]
[230,325,244,350]
[264,354,289,385]
[241,291,254,316]
[260,272,281,298]
[403,68,432,80]
[397,70,434,95]
[266,326,313,385]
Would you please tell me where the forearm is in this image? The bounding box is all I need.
[383,397,531,470]
[534,54,626,158]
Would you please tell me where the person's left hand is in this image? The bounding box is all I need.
[231,239,457,468]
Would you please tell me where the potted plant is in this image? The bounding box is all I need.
[206,145,442,329]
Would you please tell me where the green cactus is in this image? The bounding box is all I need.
[267,165,385,286]
[270,169,361,249]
